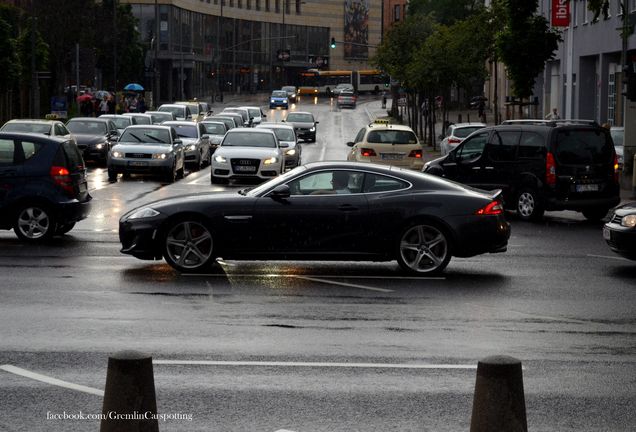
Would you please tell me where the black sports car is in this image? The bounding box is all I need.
[119,162,510,274]
[604,202,636,260]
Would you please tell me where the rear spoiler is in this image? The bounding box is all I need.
[490,189,504,204]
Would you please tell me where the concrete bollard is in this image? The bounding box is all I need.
[100,350,159,432]
[470,355,527,432]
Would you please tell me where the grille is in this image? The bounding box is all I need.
[230,158,260,173]
[611,214,622,224]
[125,153,152,159]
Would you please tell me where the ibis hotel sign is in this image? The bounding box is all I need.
[552,0,570,27]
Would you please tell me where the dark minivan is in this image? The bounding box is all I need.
[424,122,620,221]
[0,132,91,241]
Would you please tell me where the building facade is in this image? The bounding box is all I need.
[382,0,407,34]
[122,0,382,104]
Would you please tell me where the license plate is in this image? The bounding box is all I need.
[234,166,256,172]
[79,183,87,193]
[381,153,403,160]
[129,161,148,167]
[575,184,599,192]
[603,227,611,240]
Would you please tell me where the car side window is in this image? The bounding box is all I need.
[354,128,365,143]
[488,131,520,162]
[0,139,16,166]
[518,132,545,159]
[54,124,65,136]
[456,131,488,162]
[20,140,44,161]
[363,173,408,193]
[287,170,364,195]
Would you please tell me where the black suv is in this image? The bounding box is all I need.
[424,121,620,221]
[0,132,92,241]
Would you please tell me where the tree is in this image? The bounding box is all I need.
[16,17,49,116]
[494,0,560,99]
[0,6,22,122]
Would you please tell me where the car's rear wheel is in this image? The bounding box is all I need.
[582,207,610,221]
[13,204,55,242]
[516,188,544,221]
[163,219,215,273]
[397,222,451,275]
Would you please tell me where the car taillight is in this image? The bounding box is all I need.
[361,148,377,157]
[408,149,422,158]
[546,152,556,185]
[613,153,619,183]
[448,137,462,144]
[475,201,504,216]
[50,165,74,195]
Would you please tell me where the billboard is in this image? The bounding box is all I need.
[344,0,369,59]
[551,0,570,27]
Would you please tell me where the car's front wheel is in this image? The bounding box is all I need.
[396,222,451,275]
[13,204,56,242]
[163,219,215,273]
[582,207,610,221]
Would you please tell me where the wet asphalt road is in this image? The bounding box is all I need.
[0,96,635,431]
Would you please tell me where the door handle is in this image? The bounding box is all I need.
[224,215,252,222]
[338,204,358,212]
[471,167,481,170]
[484,166,495,170]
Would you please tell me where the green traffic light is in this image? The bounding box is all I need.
[330,38,336,49]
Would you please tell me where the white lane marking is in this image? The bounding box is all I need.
[0,365,104,396]
[182,273,445,281]
[364,103,374,122]
[290,275,393,292]
[587,254,631,262]
[153,360,476,370]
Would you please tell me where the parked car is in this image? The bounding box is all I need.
[210,128,284,184]
[158,104,192,121]
[424,121,621,221]
[162,121,211,171]
[337,90,357,109]
[256,122,301,168]
[610,126,624,170]
[119,161,510,274]
[0,120,75,145]
[144,111,176,125]
[281,85,297,103]
[283,111,318,142]
[200,121,228,151]
[244,106,267,126]
[440,122,486,156]
[269,90,289,109]
[66,117,119,164]
[347,122,423,170]
[0,132,91,241]
[331,83,354,96]
[99,114,137,134]
[122,113,153,125]
[604,202,636,260]
[107,125,185,182]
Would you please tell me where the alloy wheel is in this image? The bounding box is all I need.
[517,192,535,218]
[164,221,213,272]
[399,224,449,274]
[16,206,52,240]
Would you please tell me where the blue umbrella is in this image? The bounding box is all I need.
[124,83,144,91]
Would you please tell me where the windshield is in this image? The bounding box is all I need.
[282,86,295,93]
[248,108,261,118]
[555,129,613,164]
[202,123,226,135]
[67,121,107,135]
[367,130,418,144]
[270,128,295,141]
[167,124,198,139]
[222,132,277,148]
[178,103,199,114]
[286,113,314,123]
[454,126,483,138]
[158,106,185,117]
[272,91,287,98]
[2,122,52,134]
[119,128,171,144]
[109,118,132,129]
[611,129,624,147]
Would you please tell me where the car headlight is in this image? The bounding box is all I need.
[152,153,169,159]
[111,151,124,158]
[95,143,104,149]
[284,99,288,103]
[291,93,296,98]
[271,99,276,103]
[622,214,636,227]
[215,155,227,163]
[263,156,278,165]
[127,207,160,220]
[309,126,316,132]
[187,144,197,151]
[286,149,296,156]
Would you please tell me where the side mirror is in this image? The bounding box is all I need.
[173,139,182,146]
[201,135,210,140]
[281,119,286,122]
[315,121,320,124]
[346,141,355,147]
[270,184,290,199]
[279,142,289,148]
[262,114,267,118]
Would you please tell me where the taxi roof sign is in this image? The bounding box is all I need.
[373,119,390,125]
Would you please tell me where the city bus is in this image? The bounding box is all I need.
[298,69,354,95]
[354,70,390,93]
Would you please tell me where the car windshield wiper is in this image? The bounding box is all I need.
[143,133,165,143]
[126,133,143,142]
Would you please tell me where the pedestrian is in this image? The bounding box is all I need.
[545,107,560,120]
[107,96,115,114]
[99,98,109,116]
[137,95,146,113]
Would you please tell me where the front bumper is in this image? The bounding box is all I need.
[79,145,108,161]
[295,129,315,140]
[119,217,166,260]
[108,157,174,174]
[211,158,281,181]
[604,222,636,260]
